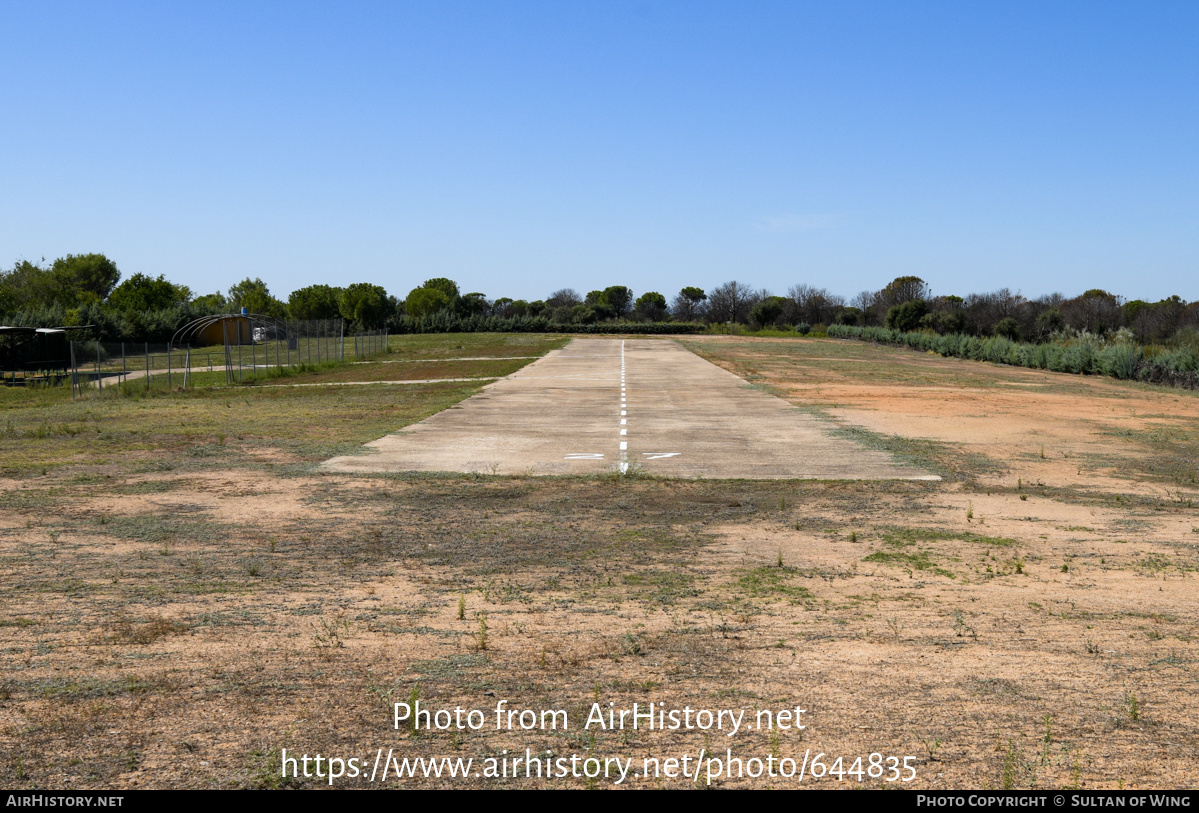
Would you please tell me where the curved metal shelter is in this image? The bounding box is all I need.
[171,313,290,350]
[166,314,346,386]
[59,315,368,397]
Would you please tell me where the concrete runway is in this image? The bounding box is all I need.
[322,338,939,480]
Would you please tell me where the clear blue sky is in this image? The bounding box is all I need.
[2,1,1197,303]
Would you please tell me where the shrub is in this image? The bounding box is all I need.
[1099,344,1141,379]
[827,321,1196,390]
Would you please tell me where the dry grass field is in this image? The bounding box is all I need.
[1,333,1196,789]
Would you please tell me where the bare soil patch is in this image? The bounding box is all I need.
[2,335,1197,789]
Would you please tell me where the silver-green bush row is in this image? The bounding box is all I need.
[827,325,1199,388]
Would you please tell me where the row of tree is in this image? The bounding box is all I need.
[2,254,1197,346]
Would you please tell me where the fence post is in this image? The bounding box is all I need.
[69,341,77,399]
[96,342,102,392]
[145,343,150,390]
[184,347,191,389]
[122,342,126,385]
[167,345,172,390]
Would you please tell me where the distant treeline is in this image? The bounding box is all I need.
[2,255,1197,348]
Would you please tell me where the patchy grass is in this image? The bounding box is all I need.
[385,332,569,360]
[2,335,1198,789]
[864,548,956,578]
[255,357,530,385]
[878,527,1016,547]
[0,380,487,477]
[735,567,815,602]
[623,570,703,604]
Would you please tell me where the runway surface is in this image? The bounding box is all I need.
[322,338,939,480]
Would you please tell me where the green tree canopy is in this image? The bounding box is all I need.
[422,278,460,300]
[339,283,392,329]
[492,297,514,317]
[837,306,862,326]
[635,291,666,310]
[634,291,668,321]
[671,287,707,321]
[749,296,787,327]
[455,292,490,317]
[599,286,633,318]
[192,292,227,312]
[993,316,1022,341]
[52,253,122,305]
[570,304,599,324]
[1033,307,1064,339]
[0,254,121,311]
[405,286,451,318]
[228,277,286,317]
[0,260,56,312]
[108,273,192,312]
[288,284,343,320]
[884,298,928,331]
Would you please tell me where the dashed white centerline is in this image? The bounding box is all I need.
[619,341,628,473]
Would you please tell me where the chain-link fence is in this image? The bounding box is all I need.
[350,328,388,359]
[63,319,389,396]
